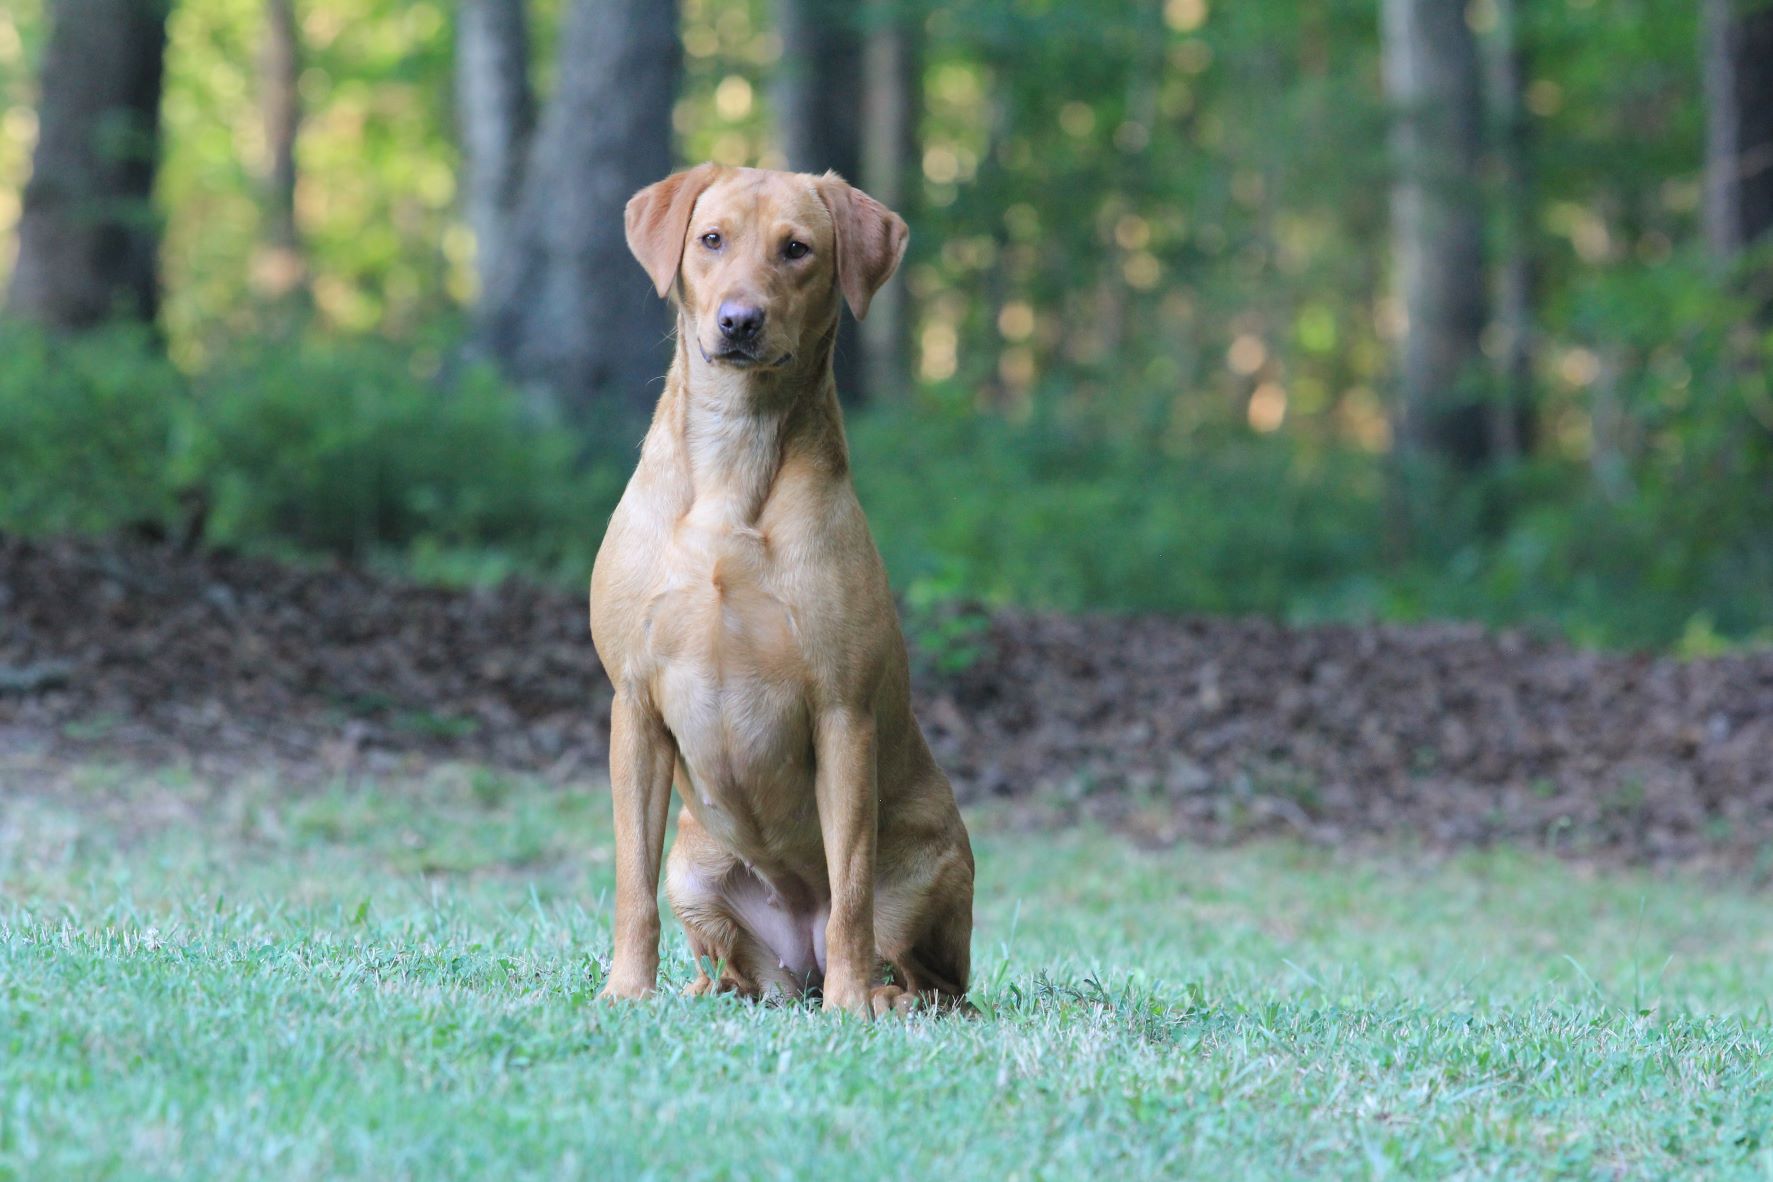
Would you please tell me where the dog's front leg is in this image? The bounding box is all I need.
[814,707,883,1017]
[601,693,675,1000]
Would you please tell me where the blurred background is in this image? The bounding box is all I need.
[10,7,1773,1167]
[1,0,1770,650]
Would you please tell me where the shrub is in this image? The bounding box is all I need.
[851,406,1387,619]
[0,326,623,581]
[0,324,188,535]
[849,396,1773,650]
[3,323,1768,651]
[190,338,621,573]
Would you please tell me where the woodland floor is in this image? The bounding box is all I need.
[3,534,1771,870]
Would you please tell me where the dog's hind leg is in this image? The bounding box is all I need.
[665,811,812,1000]
[878,843,975,1013]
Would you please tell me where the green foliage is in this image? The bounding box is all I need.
[1357,461,1773,648]
[851,393,1773,650]
[0,326,621,580]
[191,336,618,569]
[855,404,1386,617]
[4,323,1767,650]
[6,768,1773,1178]
[901,574,992,675]
[4,0,1769,654]
[0,323,187,534]
[154,0,463,359]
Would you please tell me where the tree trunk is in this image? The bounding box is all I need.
[259,0,308,305]
[1381,0,1491,466]
[6,0,169,330]
[455,0,534,299]
[1485,0,1535,458]
[475,0,679,423]
[775,0,867,403]
[858,0,921,403]
[1703,0,1773,261]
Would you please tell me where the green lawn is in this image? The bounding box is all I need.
[2,766,1771,1180]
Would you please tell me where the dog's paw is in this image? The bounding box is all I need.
[822,983,914,1019]
[598,972,657,1001]
[867,985,915,1018]
[682,972,743,998]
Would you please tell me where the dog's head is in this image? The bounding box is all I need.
[625,165,908,372]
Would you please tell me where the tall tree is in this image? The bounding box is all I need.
[858,0,921,402]
[774,0,867,403]
[1702,0,1773,262]
[1484,0,1534,458]
[6,0,170,330]
[473,0,678,422]
[1381,0,1491,465]
[259,0,307,305]
[455,0,534,299]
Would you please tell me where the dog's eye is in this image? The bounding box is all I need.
[783,240,809,261]
[700,232,722,250]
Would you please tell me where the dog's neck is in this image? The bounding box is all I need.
[661,311,847,527]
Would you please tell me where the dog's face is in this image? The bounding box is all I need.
[626,166,908,373]
[676,169,835,370]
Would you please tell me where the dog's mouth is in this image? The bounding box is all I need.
[702,346,793,369]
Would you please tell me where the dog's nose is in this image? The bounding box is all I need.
[717,302,764,344]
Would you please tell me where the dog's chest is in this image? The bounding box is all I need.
[642,513,802,677]
[640,515,816,827]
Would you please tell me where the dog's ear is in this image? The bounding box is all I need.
[625,164,720,299]
[816,174,910,321]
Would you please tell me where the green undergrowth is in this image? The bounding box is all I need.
[4,324,1772,651]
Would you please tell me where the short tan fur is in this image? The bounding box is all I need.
[591,165,974,1017]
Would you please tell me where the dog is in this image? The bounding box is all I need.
[589,165,974,1017]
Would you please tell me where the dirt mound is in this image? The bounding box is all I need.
[929,613,1773,864]
[4,536,1771,865]
[0,536,609,778]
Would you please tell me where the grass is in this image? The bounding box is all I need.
[2,766,1771,1180]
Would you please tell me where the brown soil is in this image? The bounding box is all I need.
[3,535,1770,867]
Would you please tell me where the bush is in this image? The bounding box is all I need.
[849,395,1773,650]
[0,324,188,535]
[191,338,620,574]
[3,325,1768,651]
[852,406,1388,618]
[0,327,622,581]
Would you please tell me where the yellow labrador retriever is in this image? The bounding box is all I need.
[590,165,974,1017]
